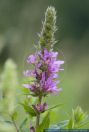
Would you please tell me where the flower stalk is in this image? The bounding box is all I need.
[36,95,42,128]
[23,6,64,131]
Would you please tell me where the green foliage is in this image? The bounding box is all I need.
[36,112,50,132]
[0,59,18,114]
[40,112,50,130]
[57,106,89,129]
[0,122,15,132]
[57,120,69,129]
[46,103,63,111]
[39,6,57,50]
[20,103,37,117]
[0,59,18,131]
[11,111,18,121]
[19,118,28,130]
[67,106,89,129]
[68,117,74,129]
[73,106,86,124]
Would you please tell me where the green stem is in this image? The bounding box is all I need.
[12,120,19,132]
[10,117,19,132]
[36,95,42,128]
[9,114,19,132]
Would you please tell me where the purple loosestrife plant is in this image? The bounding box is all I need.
[23,6,64,132]
[0,7,89,132]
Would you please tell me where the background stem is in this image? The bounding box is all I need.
[10,115,19,132]
[12,120,19,132]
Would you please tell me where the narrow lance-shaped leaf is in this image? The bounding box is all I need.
[46,103,64,111]
[67,117,74,129]
[19,118,28,130]
[20,103,37,117]
[36,112,50,132]
[57,120,69,129]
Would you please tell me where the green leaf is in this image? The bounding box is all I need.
[41,112,50,129]
[57,120,69,128]
[5,120,13,124]
[50,125,59,129]
[20,128,29,132]
[73,106,85,123]
[67,117,74,129]
[77,120,89,128]
[20,103,36,117]
[22,88,30,94]
[36,112,50,132]
[11,111,17,121]
[46,103,63,111]
[20,118,28,130]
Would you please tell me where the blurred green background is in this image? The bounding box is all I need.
[0,0,89,131]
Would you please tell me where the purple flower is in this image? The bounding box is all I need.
[50,73,58,78]
[38,49,51,64]
[32,103,47,113]
[48,60,64,73]
[50,51,58,58]
[23,84,31,89]
[27,54,37,64]
[30,126,35,132]
[23,70,36,77]
[23,48,64,95]
[23,83,38,92]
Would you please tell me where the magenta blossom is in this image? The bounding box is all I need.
[23,48,64,95]
[32,103,47,113]
[27,54,38,64]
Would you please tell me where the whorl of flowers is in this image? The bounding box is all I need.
[23,49,64,95]
[23,6,64,131]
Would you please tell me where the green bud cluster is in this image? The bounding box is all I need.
[39,6,57,50]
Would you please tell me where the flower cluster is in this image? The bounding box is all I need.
[23,48,64,96]
[32,103,47,113]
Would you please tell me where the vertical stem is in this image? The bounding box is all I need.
[10,114,19,132]
[12,120,19,132]
[36,95,42,128]
[36,114,40,128]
